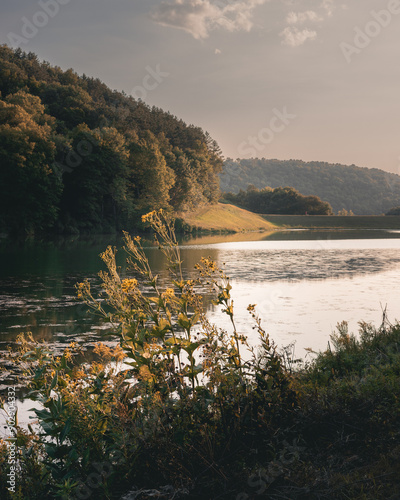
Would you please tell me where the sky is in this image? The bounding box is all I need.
[1,0,400,174]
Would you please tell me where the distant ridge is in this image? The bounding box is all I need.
[220,158,400,215]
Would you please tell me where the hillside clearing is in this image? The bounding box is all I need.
[178,203,277,232]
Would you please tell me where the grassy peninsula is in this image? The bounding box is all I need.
[178,203,278,233]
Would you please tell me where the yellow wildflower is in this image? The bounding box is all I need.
[200,257,218,272]
[76,281,89,299]
[73,368,86,379]
[139,365,155,382]
[225,305,233,316]
[153,391,162,404]
[121,278,138,294]
[112,345,126,362]
[90,362,104,375]
[162,288,175,303]
[64,348,72,361]
[94,342,112,360]
[141,211,156,223]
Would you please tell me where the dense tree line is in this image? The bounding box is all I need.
[386,206,400,216]
[223,185,332,215]
[0,45,223,235]
[220,158,400,215]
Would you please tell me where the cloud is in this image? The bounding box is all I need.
[280,26,317,47]
[286,10,323,25]
[151,0,269,40]
[215,48,222,54]
[320,0,335,17]
[281,5,331,48]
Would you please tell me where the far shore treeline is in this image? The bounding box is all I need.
[222,185,333,215]
[220,158,400,215]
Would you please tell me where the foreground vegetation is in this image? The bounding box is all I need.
[1,212,400,499]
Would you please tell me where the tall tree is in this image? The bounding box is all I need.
[0,91,62,234]
[60,125,130,230]
[128,131,176,214]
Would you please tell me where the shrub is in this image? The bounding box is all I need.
[386,206,400,216]
[2,210,294,499]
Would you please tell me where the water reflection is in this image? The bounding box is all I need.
[0,230,399,358]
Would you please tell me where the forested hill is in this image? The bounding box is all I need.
[0,45,223,235]
[220,158,400,215]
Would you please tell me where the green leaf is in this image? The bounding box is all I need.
[165,338,181,346]
[178,312,200,330]
[49,370,58,391]
[44,443,59,459]
[152,317,171,338]
[97,418,108,433]
[182,341,202,357]
[177,313,190,330]
[60,354,68,370]
[68,447,79,462]
[182,364,203,378]
[33,408,52,422]
[149,296,162,306]
[60,419,71,444]
[82,448,91,467]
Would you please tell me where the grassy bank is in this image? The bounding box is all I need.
[262,214,400,229]
[178,207,400,234]
[178,203,278,232]
[3,321,400,499]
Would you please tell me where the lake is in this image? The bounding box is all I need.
[1,229,400,377]
[1,228,400,429]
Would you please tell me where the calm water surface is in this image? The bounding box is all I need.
[1,229,400,428]
[1,229,400,368]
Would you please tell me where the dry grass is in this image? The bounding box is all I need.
[178,203,277,232]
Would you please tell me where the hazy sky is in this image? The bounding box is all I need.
[1,0,400,174]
